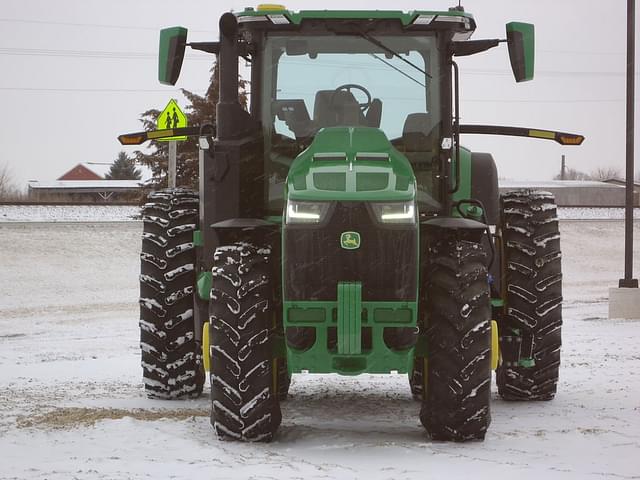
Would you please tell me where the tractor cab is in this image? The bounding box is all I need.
[156,5,531,219]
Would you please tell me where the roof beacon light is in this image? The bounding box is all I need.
[257,4,287,11]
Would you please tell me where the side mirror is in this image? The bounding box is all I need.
[506,22,534,82]
[159,26,188,85]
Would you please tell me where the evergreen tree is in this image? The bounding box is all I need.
[134,61,247,190]
[106,151,142,180]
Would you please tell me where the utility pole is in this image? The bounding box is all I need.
[610,0,639,319]
[619,0,637,289]
[561,154,566,180]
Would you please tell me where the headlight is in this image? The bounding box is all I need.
[285,200,330,224]
[371,201,417,224]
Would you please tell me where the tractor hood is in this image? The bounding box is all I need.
[286,127,416,202]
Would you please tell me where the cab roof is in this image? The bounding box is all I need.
[237,5,476,35]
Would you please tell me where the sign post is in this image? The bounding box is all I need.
[168,141,177,188]
[609,0,639,319]
[156,99,187,189]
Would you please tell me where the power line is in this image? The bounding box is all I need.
[462,98,635,104]
[0,18,630,58]
[538,49,626,56]
[462,68,639,78]
[0,87,200,93]
[0,17,212,34]
[0,47,637,77]
[0,47,213,61]
[0,85,632,103]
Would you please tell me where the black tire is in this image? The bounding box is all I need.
[497,190,562,401]
[139,188,205,399]
[409,359,424,400]
[420,237,492,441]
[209,242,282,441]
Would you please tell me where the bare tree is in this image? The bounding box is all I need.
[0,162,15,198]
[0,163,24,200]
[553,167,590,181]
[590,166,621,181]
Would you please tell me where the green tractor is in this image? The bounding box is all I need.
[120,4,584,442]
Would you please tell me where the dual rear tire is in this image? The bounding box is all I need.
[496,190,562,400]
[414,189,563,440]
[139,189,205,399]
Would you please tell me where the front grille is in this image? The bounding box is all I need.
[283,202,418,301]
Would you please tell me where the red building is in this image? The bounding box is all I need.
[57,163,111,181]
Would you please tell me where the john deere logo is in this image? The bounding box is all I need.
[340,231,361,250]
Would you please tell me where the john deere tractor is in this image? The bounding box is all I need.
[120,4,583,442]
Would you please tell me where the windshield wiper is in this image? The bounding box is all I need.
[369,54,425,87]
[358,32,432,79]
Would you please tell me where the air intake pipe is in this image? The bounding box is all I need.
[216,12,239,140]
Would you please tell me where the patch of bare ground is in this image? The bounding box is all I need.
[16,407,207,430]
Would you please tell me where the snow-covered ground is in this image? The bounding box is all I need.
[0,220,639,480]
[0,204,639,222]
[0,205,140,223]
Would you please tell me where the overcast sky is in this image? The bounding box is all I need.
[1,0,638,188]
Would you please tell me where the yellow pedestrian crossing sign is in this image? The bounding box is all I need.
[156,99,187,141]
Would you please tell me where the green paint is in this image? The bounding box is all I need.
[340,231,361,250]
[337,282,362,354]
[451,146,472,213]
[519,358,535,368]
[158,27,187,86]
[287,127,416,202]
[264,215,282,224]
[374,308,412,324]
[197,271,211,301]
[464,204,483,219]
[193,229,203,247]
[283,300,417,374]
[506,22,535,82]
[288,308,325,323]
[491,298,505,308]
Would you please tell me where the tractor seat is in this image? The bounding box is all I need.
[402,113,440,194]
[402,113,439,153]
[313,90,382,129]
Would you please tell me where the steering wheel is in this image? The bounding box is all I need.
[332,83,373,113]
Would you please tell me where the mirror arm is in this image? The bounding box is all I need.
[188,42,220,54]
[451,39,505,57]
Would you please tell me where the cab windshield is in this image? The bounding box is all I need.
[261,34,441,213]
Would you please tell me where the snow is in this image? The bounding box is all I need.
[0,205,140,223]
[1,218,640,479]
[28,180,145,189]
[558,207,640,221]
[2,205,639,224]
[500,180,624,189]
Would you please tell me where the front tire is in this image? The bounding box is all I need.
[138,188,204,399]
[420,237,492,441]
[497,190,562,401]
[209,242,282,441]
